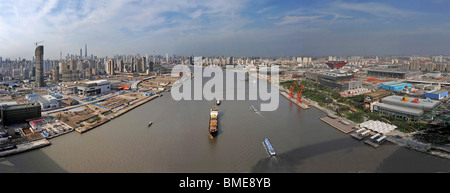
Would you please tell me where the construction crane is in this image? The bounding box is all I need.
[297,84,304,104]
[34,41,44,47]
[289,82,297,98]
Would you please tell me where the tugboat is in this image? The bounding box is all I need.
[209,105,219,138]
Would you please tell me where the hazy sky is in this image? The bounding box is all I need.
[1,0,450,59]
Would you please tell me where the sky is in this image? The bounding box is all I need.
[1,0,450,59]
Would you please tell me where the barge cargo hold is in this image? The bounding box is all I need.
[209,105,218,138]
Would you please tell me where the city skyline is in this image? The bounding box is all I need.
[1,0,450,59]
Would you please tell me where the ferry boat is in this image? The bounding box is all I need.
[209,105,218,138]
[263,138,276,156]
[250,105,258,112]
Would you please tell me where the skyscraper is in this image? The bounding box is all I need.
[80,48,82,58]
[35,45,45,87]
[53,64,59,82]
[141,57,146,73]
[85,44,87,58]
[108,59,115,75]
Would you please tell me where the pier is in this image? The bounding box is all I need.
[0,139,51,158]
[320,116,355,134]
[75,94,161,133]
[280,91,310,109]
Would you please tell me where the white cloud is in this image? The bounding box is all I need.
[257,6,275,14]
[275,15,324,26]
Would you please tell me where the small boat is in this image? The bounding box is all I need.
[216,100,221,105]
[263,138,276,156]
[250,105,258,112]
[148,122,153,127]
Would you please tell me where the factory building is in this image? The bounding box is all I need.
[379,82,412,92]
[25,94,59,109]
[1,103,42,125]
[367,69,421,79]
[373,95,442,121]
[76,80,111,96]
[425,90,448,100]
[305,70,362,92]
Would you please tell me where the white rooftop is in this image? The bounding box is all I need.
[359,120,397,134]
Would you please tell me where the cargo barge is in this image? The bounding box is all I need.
[250,105,258,112]
[263,138,276,156]
[209,105,218,138]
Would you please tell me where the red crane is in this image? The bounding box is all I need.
[297,84,304,103]
[289,82,297,98]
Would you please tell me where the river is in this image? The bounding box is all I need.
[0,67,448,172]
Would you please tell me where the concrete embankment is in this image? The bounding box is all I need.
[0,139,51,158]
[75,94,160,133]
[280,91,310,109]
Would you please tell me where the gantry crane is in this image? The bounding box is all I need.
[289,81,297,98]
[34,41,44,47]
[297,84,304,104]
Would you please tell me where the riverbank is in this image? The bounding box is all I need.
[75,93,161,133]
[279,86,450,160]
[0,139,51,158]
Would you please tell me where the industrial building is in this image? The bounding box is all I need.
[367,69,421,79]
[25,94,59,109]
[77,80,111,96]
[305,70,362,92]
[373,95,442,121]
[425,90,448,100]
[380,82,412,92]
[1,103,41,125]
[363,90,392,112]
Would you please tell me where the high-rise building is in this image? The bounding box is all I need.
[108,59,115,75]
[59,62,65,75]
[80,48,82,58]
[53,64,59,82]
[149,61,154,72]
[141,57,146,72]
[85,44,87,58]
[35,45,45,87]
[118,59,124,72]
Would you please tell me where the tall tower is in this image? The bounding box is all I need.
[35,45,45,87]
[85,44,87,58]
[80,48,82,58]
[108,59,115,75]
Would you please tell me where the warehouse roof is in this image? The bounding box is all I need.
[381,95,441,111]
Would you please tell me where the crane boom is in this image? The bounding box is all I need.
[34,41,44,47]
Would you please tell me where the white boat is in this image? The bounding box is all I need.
[216,100,221,105]
[250,105,258,112]
[148,122,153,127]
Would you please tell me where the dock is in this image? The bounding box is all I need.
[75,94,160,133]
[320,116,355,134]
[350,129,371,140]
[0,139,51,158]
[280,91,310,109]
[364,135,387,148]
